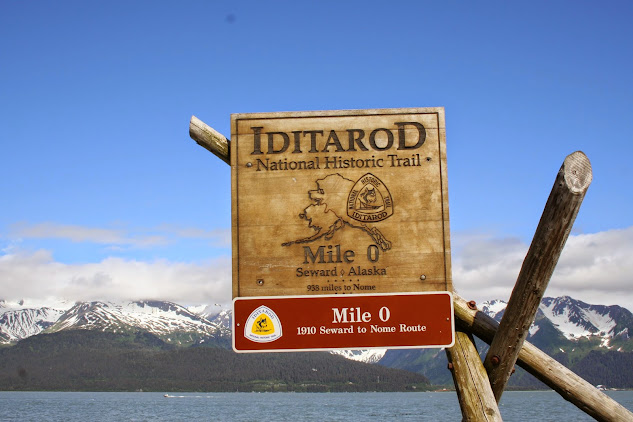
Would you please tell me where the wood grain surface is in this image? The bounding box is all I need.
[230,108,452,298]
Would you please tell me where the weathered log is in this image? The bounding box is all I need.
[189,115,230,164]
[484,151,592,401]
[454,295,633,422]
[186,118,630,421]
[446,330,503,421]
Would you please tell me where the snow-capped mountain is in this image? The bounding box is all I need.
[540,296,632,342]
[0,306,66,344]
[479,296,633,348]
[206,308,232,328]
[479,299,507,319]
[187,303,225,319]
[0,299,231,346]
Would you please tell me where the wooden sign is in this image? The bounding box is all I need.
[233,292,454,352]
[231,108,451,298]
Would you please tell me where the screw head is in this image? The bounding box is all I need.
[420,275,426,281]
[467,300,477,310]
[491,355,501,366]
[257,279,264,285]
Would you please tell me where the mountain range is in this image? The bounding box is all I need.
[0,299,231,347]
[2,295,633,388]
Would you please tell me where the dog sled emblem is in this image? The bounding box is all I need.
[244,305,283,343]
[347,173,394,223]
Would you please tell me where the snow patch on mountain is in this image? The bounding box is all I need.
[206,309,232,327]
[480,299,507,318]
[528,324,540,337]
[540,296,619,340]
[540,301,593,339]
[188,303,229,322]
[186,304,208,315]
[330,348,387,364]
[582,308,616,336]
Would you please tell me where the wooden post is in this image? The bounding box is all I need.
[484,151,592,401]
[189,115,231,165]
[446,331,503,421]
[191,117,496,420]
[454,295,633,422]
[188,117,629,421]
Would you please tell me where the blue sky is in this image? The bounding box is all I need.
[1,1,632,309]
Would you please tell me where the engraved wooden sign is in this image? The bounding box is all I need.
[231,108,451,298]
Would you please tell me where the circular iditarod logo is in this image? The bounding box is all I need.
[244,305,283,343]
[347,173,394,223]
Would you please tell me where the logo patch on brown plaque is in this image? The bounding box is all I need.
[347,173,394,223]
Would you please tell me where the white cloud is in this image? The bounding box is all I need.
[8,222,230,249]
[155,224,231,248]
[452,226,633,312]
[0,249,232,307]
[10,222,167,247]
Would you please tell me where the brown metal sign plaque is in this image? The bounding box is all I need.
[233,292,454,352]
[231,108,451,298]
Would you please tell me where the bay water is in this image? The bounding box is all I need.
[1,390,632,421]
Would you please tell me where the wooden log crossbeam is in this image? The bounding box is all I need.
[484,151,593,401]
[188,115,633,422]
[454,295,633,422]
[189,115,230,165]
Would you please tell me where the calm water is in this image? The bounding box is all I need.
[1,390,632,421]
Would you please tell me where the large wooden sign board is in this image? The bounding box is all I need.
[231,108,451,298]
